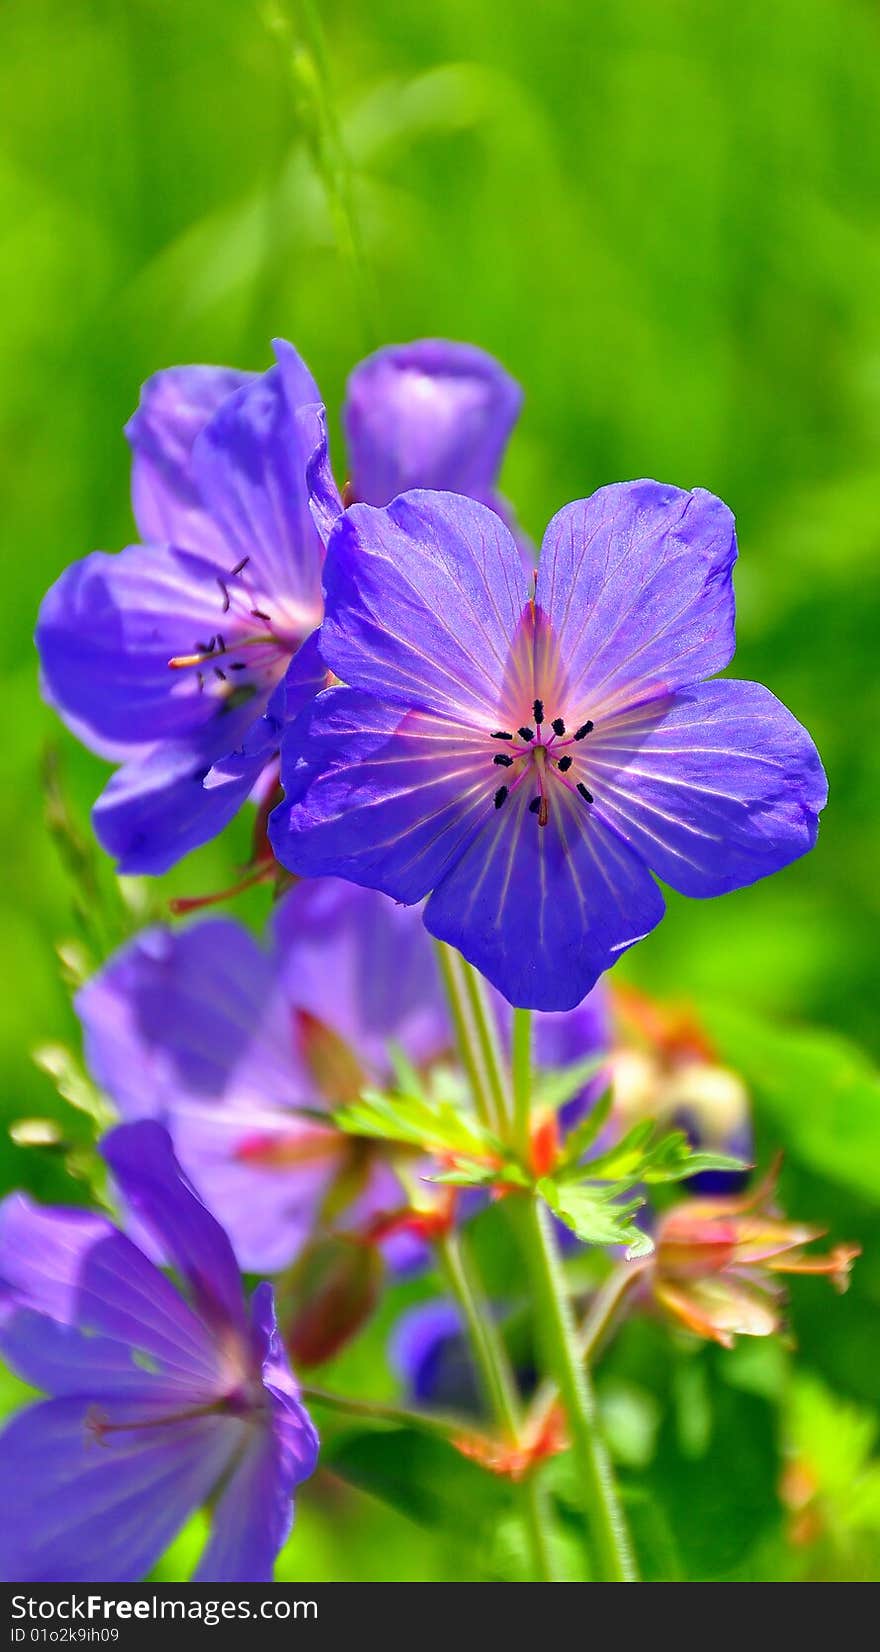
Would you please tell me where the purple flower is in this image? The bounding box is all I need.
[390,1301,478,1412]
[391,1300,537,1417]
[305,339,522,546]
[270,483,827,1011]
[0,1121,318,1583]
[36,338,522,875]
[36,343,327,873]
[75,881,452,1274]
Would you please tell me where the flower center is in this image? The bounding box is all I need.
[488,698,595,825]
[167,554,317,713]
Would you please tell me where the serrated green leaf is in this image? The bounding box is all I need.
[561,1118,654,1183]
[386,1041,428,1103]
[555,1090,614,1168]
[335,1087,500,1162]
[425,1162,529,1189]
[537,1176,653,1258]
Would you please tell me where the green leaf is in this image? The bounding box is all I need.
[537,1176,654,1258]
[703,1002,880,1201]
[637,1129,747,1185]
[554,1090,614,1169]
[562,1118,654,1183]
[32,1043,114,1132]
[334,1087,500,1162]
[325,1426,509,1541]
[532,1056,605,1115]
[425,1162,530,1189]
[558,1117,746,1188]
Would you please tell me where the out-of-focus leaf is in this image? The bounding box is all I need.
[31,1043,114,1131]
[324,1426,509,1547]
[704,1003,880,1201]
[555,1091,614,1167]
[532,1056,604,1115]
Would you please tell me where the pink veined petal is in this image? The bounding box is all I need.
[270,687,497,904]
[318,492,529,724]
[424,778,665,1011]
[36,544,268,752]
[584,679,827,896]
[535,482,737,723]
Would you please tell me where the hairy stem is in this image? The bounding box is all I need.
[438,1228,556,1581]
[511,1006,533,1159]
[514,1197,637,1581]
[459,955,512,1135]
[434,942,498,1132]
[526,1259,649,1440]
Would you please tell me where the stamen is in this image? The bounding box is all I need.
[518,726,534,742]
[168,652,210,670]
[494,786,509,809]
[574,721,594,740]
[493,754,513,767]
[533,699,544,726]
[491,730,514,741]
[528,797,541,814]
[213,666,227,681]
[217,578,231,612]
[168,632,278,671]
[229,661,247,671]
[251,607,272,623]
[229,557,250,576]
[577,782,594,803]
[551,718,566,737]
[557,755,572,772]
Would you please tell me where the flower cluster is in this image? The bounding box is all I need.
[5,332,853,1584]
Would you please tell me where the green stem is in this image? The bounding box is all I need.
[511,1007,533,1158]
[526,1259,648,1440]
[514,1198,637,1581]
[434,942,496,1132]
[301,1385,483,1447]
[438,1228,555,1582]
[438,1230,520,1436]
[459,956,512,1136]
[281,0,377,344]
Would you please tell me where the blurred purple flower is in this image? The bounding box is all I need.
[270,483,827,1011]
[390,1300,479,1412]
[36,339,522,875]
[75,881,452,1274]
[304,339,522,546]
[0,1121,318,1583]
[391,1299,537,1418]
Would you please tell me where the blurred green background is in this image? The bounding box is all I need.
[1,0,879,1582]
